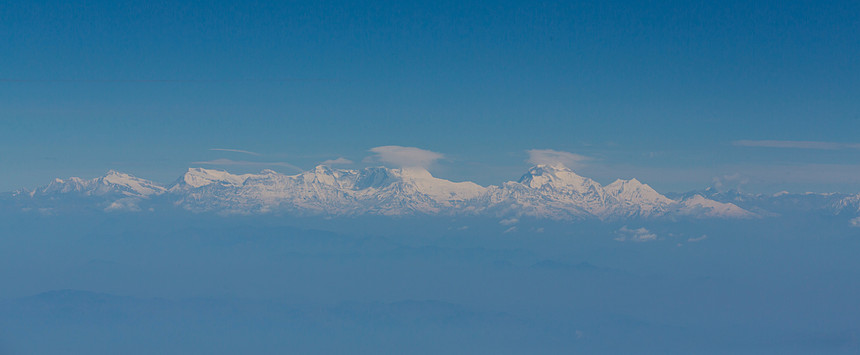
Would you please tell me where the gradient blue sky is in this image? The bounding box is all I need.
[2,0,859,193]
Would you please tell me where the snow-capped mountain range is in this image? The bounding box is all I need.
[666,187,859,218]
[10,164,857,220]
[28,170,166,198]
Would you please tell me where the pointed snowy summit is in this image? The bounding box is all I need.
[605,178,675,217]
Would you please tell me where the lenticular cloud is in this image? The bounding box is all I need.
[369,146,444,168]
[527,149,590,168]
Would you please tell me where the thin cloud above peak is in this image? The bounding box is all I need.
[192,159,301,171]
[209,148,261,156]
[732,140,860,150]
[369,146,444,169]
[527,149,590,168]
[320,157,353,166]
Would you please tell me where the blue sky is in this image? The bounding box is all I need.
[2,0,859,193]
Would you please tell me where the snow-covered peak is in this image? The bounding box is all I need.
[98,170,166,197]
[677,195,757,219]
[834,193,860,214]
[346,166,486,210]
[392,167,486,201]
[177,168,251,188]
[103,170,125,177]
[605,178,672,204]
[605,178,639,192]
[15,165,761,220]
[354,167,400,190]
[517,165,599,193]
[291,165,356,188]
[604,178,675,217]
[398,167,434,179]
[41,176,89,194]
[31,171,165,198]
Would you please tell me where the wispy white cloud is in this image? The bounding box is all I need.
[499,218,519,226]
[687,235,708,242]
[526,149,590,168]
[192,159,301,171]
[615,226,657,242]
[104,198,141,212]
[733,140,860,150]
[369,146,444,168]
[320,157,353,165]
[209,148,261,156]
[503,226,518,234]
[851,217,860,228]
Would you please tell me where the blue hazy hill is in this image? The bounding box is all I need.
[0,211,858,354]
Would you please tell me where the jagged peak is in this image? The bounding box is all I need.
[101,170,141,182]
[518,164,596,191]
[305,165,357,179]
[607,178,643,187]
[178,167,249,188]
[533,163,569,170]
[29,170,166,197]
[605,178,673,208]
[185,167,226,175]
[312,164,333,172]
[43,176,88,191]
[525,164,575,175]
[103,169,141,178]
[101,169,161,185]
[14,165,770,220]
[354,166,399,189]
[678,194,757,218]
